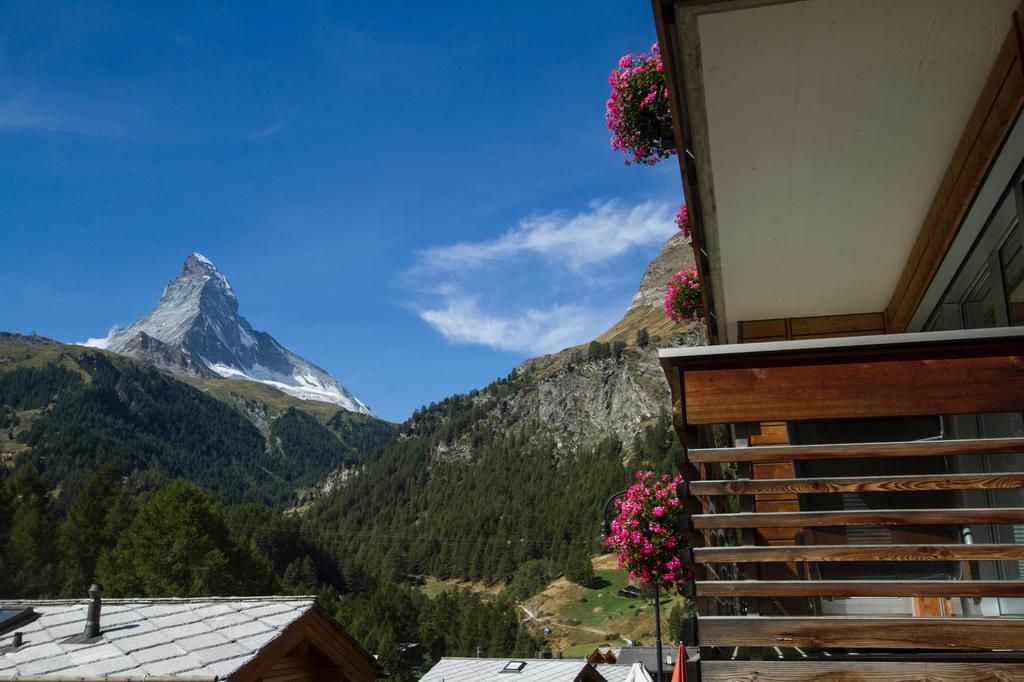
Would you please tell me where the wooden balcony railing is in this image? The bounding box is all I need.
[659,327,1024,682]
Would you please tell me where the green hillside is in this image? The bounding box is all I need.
[0,333,396,507]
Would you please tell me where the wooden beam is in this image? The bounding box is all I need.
[701,660,1024,682]
[698,616,1024,650]
[683,354,1024,424]
[687,437,1024,464]
[696,580,1024,598]
[690,472,1024,495]
[694,544,1024,563]
[692,508,1024,529]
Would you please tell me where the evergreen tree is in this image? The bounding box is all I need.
[6,465,58,597]
[635,327,650,348]
[667,603,688,646]
[58,463,136,594]
[282,555,319,594]
[98,480,245,596]
[0,477,11,596]
[564,546,594,587]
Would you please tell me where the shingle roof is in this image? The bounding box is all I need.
[593,664,634,682]
[0,596,317,679]
[419,657,602,682]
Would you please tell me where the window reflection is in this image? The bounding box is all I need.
[999,225,1024,325]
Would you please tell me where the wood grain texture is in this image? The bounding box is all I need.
[687,437,1024,464]
[694,544,1024,563]
[695,580,1024,598]
[701,660,1024,682]
[887,22,1024,332]
[683,355,1024,424]
[738,318,788,341]
[693,508,1024,529]
[698,616,1024,650]
[690,472,1024,495]
[789,312,887,338]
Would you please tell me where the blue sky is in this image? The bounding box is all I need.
[0,1,682,422]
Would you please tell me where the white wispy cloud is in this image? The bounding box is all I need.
[419,199,674,274]
[0,95,283,143]
[410,198,675,354]
[419,296,621,356]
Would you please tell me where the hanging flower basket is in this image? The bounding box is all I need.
[605,471,690,591]
[675,203,691,243]
[606,44,676,166]
[664,266,702,323]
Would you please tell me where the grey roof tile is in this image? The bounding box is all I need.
[66,643,125,666]
[138,652,207,676]
[235,630,277,652]
[176,630,229,652]
[193,640,248,666]
[260,609,304,629]
[219,620,271,641]
[120,642,186,665]
[161,620,214,641]
[204,653,256,677]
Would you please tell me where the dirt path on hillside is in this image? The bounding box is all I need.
[517,603,633,647]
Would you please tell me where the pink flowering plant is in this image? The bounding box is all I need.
[606,43,675,166]
[606,471,690,591]
[664,265,702,323]
[675,203,691,242]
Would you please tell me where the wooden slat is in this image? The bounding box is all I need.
[683,355,1024,424]
[693,507,1024,529]
[701,660,1024,682]
[696,580,1024,598]
[690,472,1024,495]
[698,616,1024,650]
[694,543,1024,563]
[687,437,1024,464]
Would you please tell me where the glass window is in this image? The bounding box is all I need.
[999,224,1024,325]
[961,270,999,328]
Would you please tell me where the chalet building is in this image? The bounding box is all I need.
[0,594,382,681]
[651,0,1024,679]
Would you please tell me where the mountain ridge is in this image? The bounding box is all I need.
[86,253,371,415]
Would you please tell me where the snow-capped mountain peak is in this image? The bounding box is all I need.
[87,253,372,415]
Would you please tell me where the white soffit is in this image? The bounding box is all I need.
[695,0,1017,341]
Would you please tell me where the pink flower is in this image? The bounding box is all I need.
[607,45,675,165]
[605,470,690,591]
[664,265,702,323]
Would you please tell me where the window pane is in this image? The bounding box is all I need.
[1000,223,1024,325]
[962,270,999,328]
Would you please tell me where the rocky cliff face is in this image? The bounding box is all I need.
[87,253,372,414]
[630,231,694,310]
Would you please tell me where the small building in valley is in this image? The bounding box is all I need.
[419,657,608,682]
[0,594,382,681]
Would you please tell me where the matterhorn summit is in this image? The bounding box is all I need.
[86,253,372,415]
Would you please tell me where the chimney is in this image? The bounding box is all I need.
[84,584,102,638]
[12,632,22,648]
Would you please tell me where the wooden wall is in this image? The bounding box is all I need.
[737,312,888,577]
